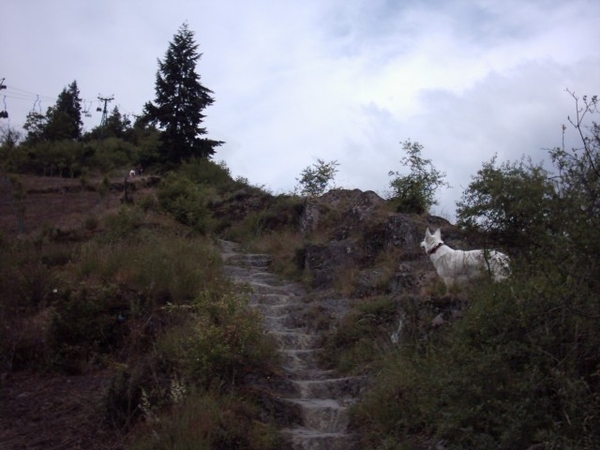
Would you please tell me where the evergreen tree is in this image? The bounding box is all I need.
[84,106,132,141]
[45,81,83,141]
[23,81,83,143]
[143,23,222,164]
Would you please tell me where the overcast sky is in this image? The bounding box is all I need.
[2,0,599,220]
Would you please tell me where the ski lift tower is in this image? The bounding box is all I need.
[97,95,114,135]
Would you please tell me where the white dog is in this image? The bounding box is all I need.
[420,228,510,291]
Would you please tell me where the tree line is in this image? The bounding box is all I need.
[0,23,220,177]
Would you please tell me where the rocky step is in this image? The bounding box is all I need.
[292,376,366,400]
[285,398,349,433]
[280,349,320,371]
[281,428,355,450]
[219,241,360,449]
[268,331,320,350]
[251,302,301,315]
[223,253,272,268]
[248,292,296,306]
[245,281,300,295]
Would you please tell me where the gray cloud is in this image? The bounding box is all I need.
[2,0,599,220]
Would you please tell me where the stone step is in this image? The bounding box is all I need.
[220,243,361,450]
[248,292,294,306]
[268,331,319,350]
[285,398,349,433]
[292,376,366,400]
[285,368,338,381]
[281,428,355,450]
[247,281,294,295]
[224,253,271,268]
[280,349,319,371]
[252,302,300,314]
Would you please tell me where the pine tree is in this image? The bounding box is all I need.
[85,106,132,141]
[143,23,222,164]
[45,81,83,141]
[23,81,83,144]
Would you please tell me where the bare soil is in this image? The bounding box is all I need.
[0,371,124,450]
[0,174,138,236]
[0,174,147,450]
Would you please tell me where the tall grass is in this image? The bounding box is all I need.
[130,389,280,450]
[76,231,224,308]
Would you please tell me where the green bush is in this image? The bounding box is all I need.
[179,157,234,192]
[102,207,146,241]
[295,158,339,197]
[388,140,448,214]
[48,284,128,373]
[157,174,212,233]
[351,275,600,450]
[157,290,279,389]
[321,297,397,373]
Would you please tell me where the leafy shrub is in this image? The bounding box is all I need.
[86,137,139,173]
[48,284,129,373]
[157,290,279,389]
[157,173,211,233]
[388,140,448,214]
[295,158,339,197]
[102,207,146,241]
[456,155,556,252]
[137,193,159,213]
[351,275,600,450]
[179,157,234,192]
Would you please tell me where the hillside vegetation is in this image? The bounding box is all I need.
[1,34,598,447]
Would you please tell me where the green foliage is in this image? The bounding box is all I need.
[321,297,397,373]
[130,120,162,168]
[242,195,304,237]
[85,138,139,173]
[349,94,600,450]
[157,173,212,233]
[179,157,233,190]
[100,207,146,241]
[143,23,223,163]
[388,140,448,214]
[48,284,128,373]
[0,239,66,370]
[130,390,280,450]
[295,158,339,197]
[0,126,28,172]
[157,291,279,389]
[456,156,555,251]
[0,165,284,447]
[352,275,600,450]
[5,136,142,177]
[24,80,83,144]
[77,229,223,306]
[547,93,600,283]
[456,91,600,281]
[85,106,133,141]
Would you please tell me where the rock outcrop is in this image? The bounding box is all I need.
[297,189,451,296]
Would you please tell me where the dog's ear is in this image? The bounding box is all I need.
[434,228,442,239]
[425,228,432,236]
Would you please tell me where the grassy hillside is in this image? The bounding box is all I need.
[1,155,599,450]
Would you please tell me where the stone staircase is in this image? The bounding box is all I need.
[220,240,363,450]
